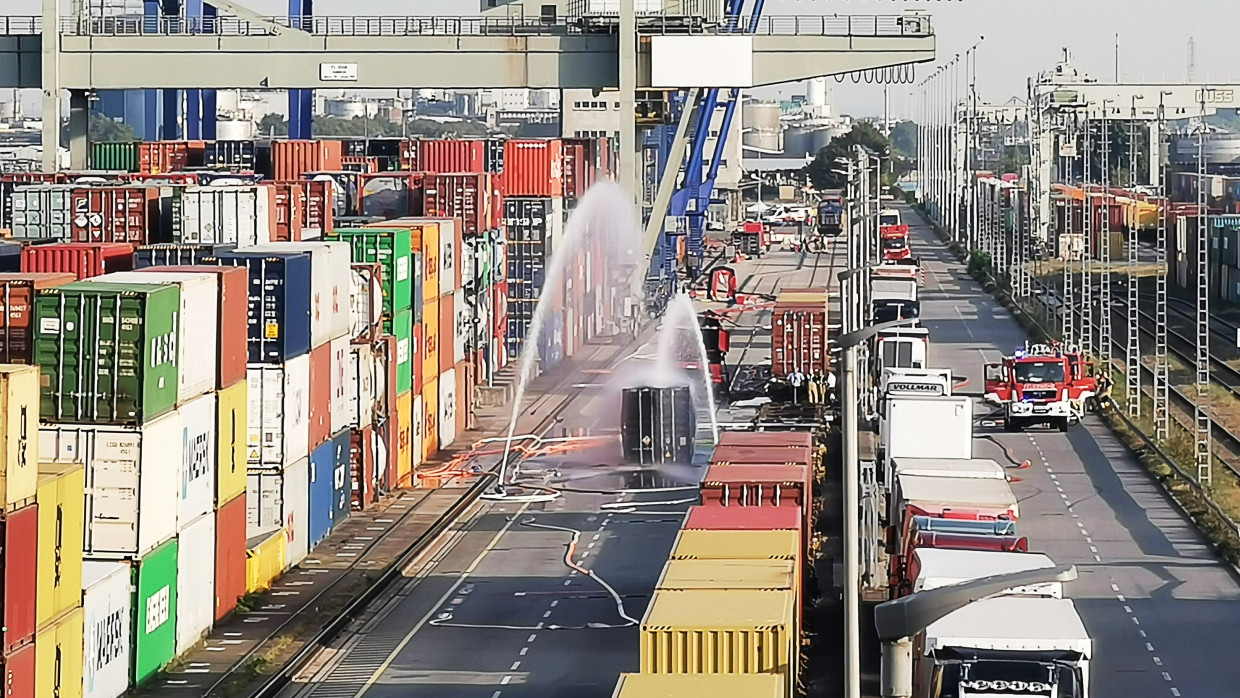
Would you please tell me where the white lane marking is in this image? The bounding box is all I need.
[1123,606,1132,614]
[527,634,537,643]
[563,579,572,586]
[1112,584,1121,592]
[592,533,601,541]
[1172,688,1181,696]
[1163,672,1172,682]
[510,661,522,671]
[1146,643,1155,652]
[542,610,552,618]
[520,647,529,656]
[1140,630,1148,638]
[492,692,502,698]
[1154,657,1163,666]
[502,676,513,685]
[550,600,559,608]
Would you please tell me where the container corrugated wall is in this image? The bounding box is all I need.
[81,560,132,698]
[36,462,85,629]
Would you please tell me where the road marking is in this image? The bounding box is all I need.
[502,676,512,685]
[1154,657,1163,666]
[352,504,528,698]
[542,610,552,618]
[1163,672,1172,682]
[520,647,529,656]
[1146,643,1155,652]
[550,600,559,608]
[592,533,601,541]
[510,661,522,671]
[1123,605,1132,614]
[1139,630,1147,638]
[563,579,572,586]
[1172,688,1181,696]
[528,634,537,643]
[1112,584,1121,592]
[492,692,502,698]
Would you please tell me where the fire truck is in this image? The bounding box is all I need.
[880,223,912,261]
[983,342,1097,432]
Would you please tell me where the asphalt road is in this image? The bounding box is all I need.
[283,246,836,698]
[910,206,1240,698]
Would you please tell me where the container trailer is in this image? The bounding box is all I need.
[880,395,973,485]
[906,549,1060,597]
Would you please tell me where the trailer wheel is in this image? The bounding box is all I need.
[1004,417,1021,433]
[1057,417,1070,432]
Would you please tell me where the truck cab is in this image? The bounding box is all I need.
[984,343,1094,432]
[880,224,912,261]
[877,327,929,373]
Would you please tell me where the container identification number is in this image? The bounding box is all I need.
[146,585,171,634]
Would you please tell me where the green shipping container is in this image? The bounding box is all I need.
[393,309,413,395]
[91,141,139,172]
[35,282,181,424]
[324,228,414,328]
[132,538,178,685]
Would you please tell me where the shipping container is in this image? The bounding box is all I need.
[270,181,307,242]
[0,243,20,273]
[699,464,811,527]
[331,430,351,526]
[437,367,457,450]
[0,503,37,653]
[0,366,38,511]
[35,462,85,629]
[9,184,74,242]
[357,173,424,220]
[41,411,181,559]
[709,444,814,467]
[655,558,795,592]
[131,538,178,685]
[639,589,795,687]
[173,393,217,530]
[418,139,487,174]
[244,527,286,595]
[243,241,351,346]
[394,392,414,487]
[502,139,565,197]
[214,493,247,621]
[410,320,423,393]
[212,250,313,364]
[394,309,414,395]
[246,456,310,568]
[133,243,237,269]
[325,227,415,327]
[365,219,439,301]
[308,435,334,548]
[301,179,333,238]
[172,185,275,247]
[718,431,813,449]
[34,607,83,698]
[205,140,259,170]
[22,242,134,280]
[456,360,470,436]
[272,140,344,182]
[611,673,785,698]
[683,504,802,533]
[307,343,332,451]
[174,512,214,654]
[247,355,311,470]
[138,142,189,175]
[771,288,830,378]
[93,270,217,403]
[216,380,247,505]
[408,394,422,484]
[348,263,384,343]
[81,561,133,698]
[420,378,438,463]
[35,281,180,424]
[422,175,490,237]
[137,264,248,389]
[90,143,138,172]
[669,529,800,561]
[327,336,352,436]
[70,186,162,245]
[349,426,376,509]
[306,172,360,220]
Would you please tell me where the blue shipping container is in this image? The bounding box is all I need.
[134,243,238,269]
[538,311,564,372]
[210,250,313,364]
[0,241,21,272]
[308,438,336,549]
[331,429,351,524]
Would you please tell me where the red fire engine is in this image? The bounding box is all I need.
[880,224,911,261]
[983,342,1097,432]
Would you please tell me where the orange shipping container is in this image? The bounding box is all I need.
[303,179,333,239]
[502,139,565,198]
[422,301,440,389]
[308,343,332,450]
[421,377,439,463]
[271,140,344,182]
[341,156,381,173]
[363,218,439,300]
[270,181,307,242]
[419,140,486,174]
[396,392,413,488]
[138,141,189,174]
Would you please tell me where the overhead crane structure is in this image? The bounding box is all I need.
[1,0,934,289]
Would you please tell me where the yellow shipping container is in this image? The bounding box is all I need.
[216,381,248,505]
[640,589,796,694]
[421,301,440,388]
[421,378,439,463]
[396,392,414,487]
[245,528,287,594]
[669,529,799,561]
[35,462,85,629]
[655,559,795,592]
[0,364,39,510]
[35,606,83,698]
[611,673,785,698]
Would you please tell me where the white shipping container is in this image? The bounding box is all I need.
[246,242,351,346]
[41,411,182,559]
[349,264,383,340]
[437,217,459,296]
[177,393,217,530]
[246,456,310,568]
[178,185,273,246]
[438,368,457,450]
[412,394,424,470]
[82,561,133,698]
[10,184,73,241]
[247,355,311,470]
[175,512,216,654]
[452,288,468,366]
[91,270,218,404]
[329,336,351,434]
[347,343,376,429]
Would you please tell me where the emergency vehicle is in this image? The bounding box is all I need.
[983,342,1097,432]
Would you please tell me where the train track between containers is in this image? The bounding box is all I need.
[241,334,647,698]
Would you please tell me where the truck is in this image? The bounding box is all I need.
[887,456,1007,527]
[915,596,1092,698]
[872,275,919,323]
[906,549,1060,597]
[770,288,830,379]
[817,193,845,236]
[880,208,903,227]
[877,327,930,373]
[880,395,973,486]
[878,368,953,417]
[880,224,912,261]
[984,342,1097,432]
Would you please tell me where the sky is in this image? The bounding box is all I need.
[6,0,1240,117]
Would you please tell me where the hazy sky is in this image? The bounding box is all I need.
[6,0,1240,116]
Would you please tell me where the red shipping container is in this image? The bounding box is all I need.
[213,493,247,621]
[683,504,802,532]
[502,139,565,197]
[350,425,377,509]
[699,464,810,509]
[560,139,588,202]
[341,156,381,174]
[124,172,199,185]
[138,141,189,174]
[0,273,76,364]
[770,288,829,378]
[70,185,162,244]
[0,643,33,698]
[419,140,486,175]
[413,321,425,392]
[137,264,248,388]
[2,504,37,653]
[308,343,332,450]
[709,444,812,466]
[399,138,421,171]
[270,182,307,242]
[271,140,344,182]
[422,174,490,236]
[438,293,454,371]
[718,431,812,449]
[1,173,62,185]
[21,242,133,280]
[302,179,333,239]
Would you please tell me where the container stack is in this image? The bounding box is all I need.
[621,431,818,698]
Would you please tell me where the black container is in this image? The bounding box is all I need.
[339,139,369,158]
[621,385,696,466]
[366,138,403,159]
[485,138,506,173]
[699,310,727,362]
[134,243,238,268]
[503,197,554,243]
[0,241,20,272]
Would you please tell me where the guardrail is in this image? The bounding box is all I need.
[0,17,41,34]
[46,12,931,38]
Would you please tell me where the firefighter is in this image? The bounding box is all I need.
[1094,371,1114,410]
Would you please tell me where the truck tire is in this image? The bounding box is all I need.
[1057,416,1070,432]
[1004,417,1021,433]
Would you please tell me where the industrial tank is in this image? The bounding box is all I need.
[783,125,833,159]
[742,101,782,153]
